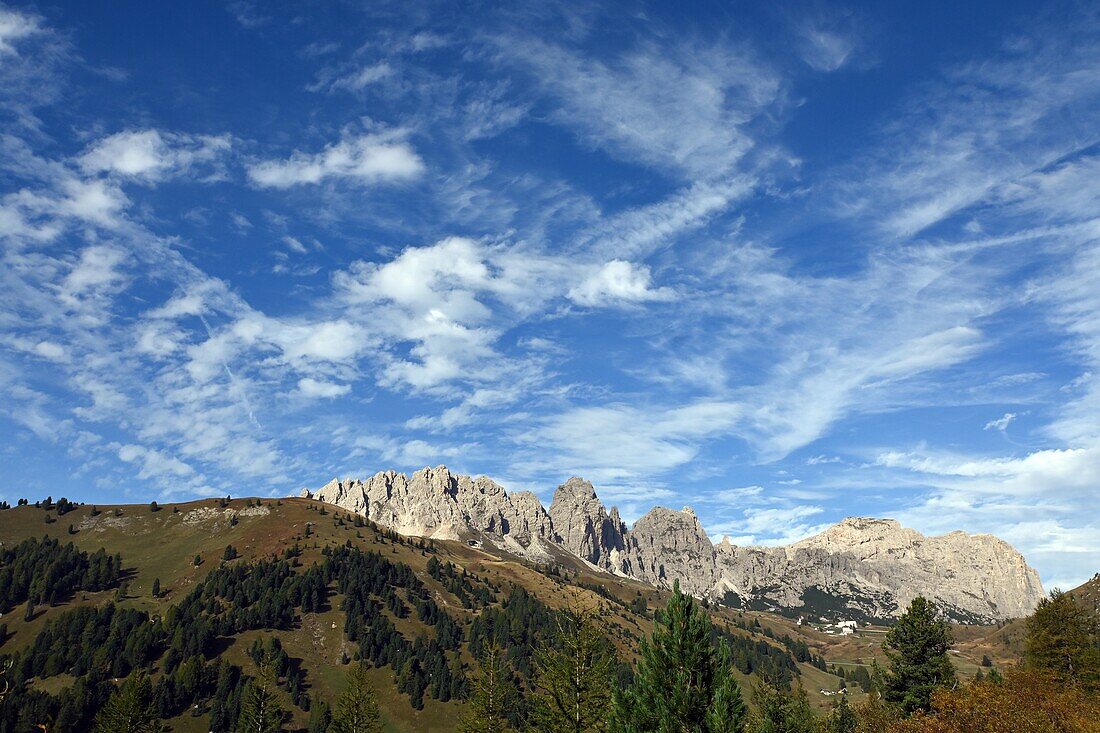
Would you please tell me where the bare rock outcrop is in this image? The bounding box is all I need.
[619,506,717,596]
[302,466,554,554]
[547,477,625,568]
[301,467,1045,622]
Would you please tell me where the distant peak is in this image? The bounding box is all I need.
[552,476,598,501]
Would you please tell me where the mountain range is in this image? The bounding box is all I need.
[302,466,1046,623]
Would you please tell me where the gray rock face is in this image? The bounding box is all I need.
[301,467,1045,622]
[741,517,1046,621]
[620,507,717,594]
[547,477,625,567]
[302,466,554,554]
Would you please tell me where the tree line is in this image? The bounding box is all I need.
[454,582,1100,733]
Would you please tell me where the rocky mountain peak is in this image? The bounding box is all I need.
[554,476,598,501]
[303,469,1046,623]
[620,506,717,596]
[548,476,623,567]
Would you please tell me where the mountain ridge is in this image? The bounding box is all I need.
[301,465,1046,623]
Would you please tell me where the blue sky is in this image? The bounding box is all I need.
[2,1,1098,590]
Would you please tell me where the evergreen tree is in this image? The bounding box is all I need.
[881,597,955,714]
[306,701,331,733]
[749,676,818,733]
[237,656,285,733]
[330,662,383,733]
[93,672,162,733]
[610,580,748,733]
[825,696,856,733]
[1024,589,1100,691]
[151,578,160,598]
[457,642,514,733]
[528,601,617,733]
[707,641,749,733]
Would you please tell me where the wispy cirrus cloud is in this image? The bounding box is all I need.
[492,33,783,180]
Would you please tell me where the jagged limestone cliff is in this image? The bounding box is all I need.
[303,466,556,559]
[301,466,1045,622]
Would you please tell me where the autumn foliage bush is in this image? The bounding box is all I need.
[889,669,1100,733]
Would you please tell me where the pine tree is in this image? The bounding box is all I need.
[330,662,383,733]
[706,641,749,733]
[93,671,162,733]
[1024,589,1100,690]
[881,596,956,714]
[151,578,160,598]
[457,642,514,733]
[610,580,748,733]
[528,601,617,733]
[237,656,285,733]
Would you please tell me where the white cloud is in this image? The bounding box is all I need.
[984,412,1017,431]
[117,443,196,479]
[797,28,855,72]
[79,129,232,182]
[0,7,40,55]
[710,504,828,547]
[135,323,183,358]
[496,35,781,179]
[333,237,567,392]
[580,177,756,262]
[310,62,393,93]
[793,10,860,72]
[57,178,128,226]
[568,260,675,307]
[839,21,1100,237]
[248,133,425,188]
[33,340,66,360]
[282,236,308,254]
[298,377,351,399]
[520,400,741,484]
[876,445,1100,497]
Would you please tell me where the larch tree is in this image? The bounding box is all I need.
[457,642,515,733]
[1024,589,1100,691]
[528,599,617,733]
[237,655,285,733]
[92,671,162,733]
[330,662,384,733]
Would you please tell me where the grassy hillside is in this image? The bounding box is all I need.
[0,497,1018,732]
